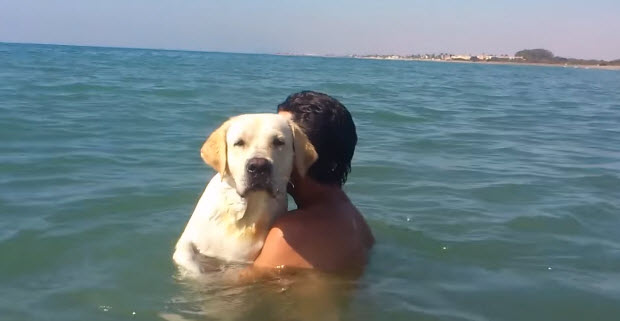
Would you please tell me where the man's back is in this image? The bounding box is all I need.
[254,190,374,272]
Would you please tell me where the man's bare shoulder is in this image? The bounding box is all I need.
[272,209,310,230]
[253,213,313,269]
[261,205,372,271]
[280,204,374,249]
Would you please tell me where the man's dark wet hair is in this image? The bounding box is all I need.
[277,91,357,186]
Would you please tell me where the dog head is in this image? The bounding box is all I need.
[200,114,317,198]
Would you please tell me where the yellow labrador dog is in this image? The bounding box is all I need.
[173,114,317,275]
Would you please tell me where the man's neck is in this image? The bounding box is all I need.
[291,177,345,209]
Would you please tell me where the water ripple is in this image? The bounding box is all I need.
[2,43,620,321]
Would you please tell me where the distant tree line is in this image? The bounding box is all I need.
[513,49,620,66]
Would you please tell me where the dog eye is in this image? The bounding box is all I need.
[234,139,245,147]
[272,137,285,147]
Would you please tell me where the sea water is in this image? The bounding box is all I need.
[1,42,620,321]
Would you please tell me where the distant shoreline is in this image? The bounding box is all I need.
[3,42,619,71]
[354,56,620,71]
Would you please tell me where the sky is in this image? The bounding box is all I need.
[1,0,619,60]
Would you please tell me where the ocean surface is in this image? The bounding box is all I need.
[1,42,620,321]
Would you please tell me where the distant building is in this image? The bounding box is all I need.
[450,55,472,60]
[357,52,526,62]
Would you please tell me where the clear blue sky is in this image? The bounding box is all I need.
[1,0,619,60]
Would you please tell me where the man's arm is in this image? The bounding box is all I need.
[253,221,313,269]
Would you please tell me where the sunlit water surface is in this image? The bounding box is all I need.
[1,43,620,321]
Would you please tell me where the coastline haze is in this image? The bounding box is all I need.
[1,0,619,60]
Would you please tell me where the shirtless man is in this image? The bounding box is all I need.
[254,91,375,273]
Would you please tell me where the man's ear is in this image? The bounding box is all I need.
[201,119,231,175]
[290,122,318,177]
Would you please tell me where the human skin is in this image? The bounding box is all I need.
[251,111,374,273]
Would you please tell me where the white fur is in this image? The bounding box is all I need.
[173,114,305,276]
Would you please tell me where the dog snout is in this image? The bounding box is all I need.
[246,157,272,176]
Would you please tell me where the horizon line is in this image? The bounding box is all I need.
[1,41,617,62]
[0,40,280,56]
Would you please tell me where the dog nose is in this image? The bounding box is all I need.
[247,158,272,175]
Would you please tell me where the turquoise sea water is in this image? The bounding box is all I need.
[1,42,620,321]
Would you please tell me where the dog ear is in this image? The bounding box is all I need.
[201,119,231,176]
[290,122,318,177]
